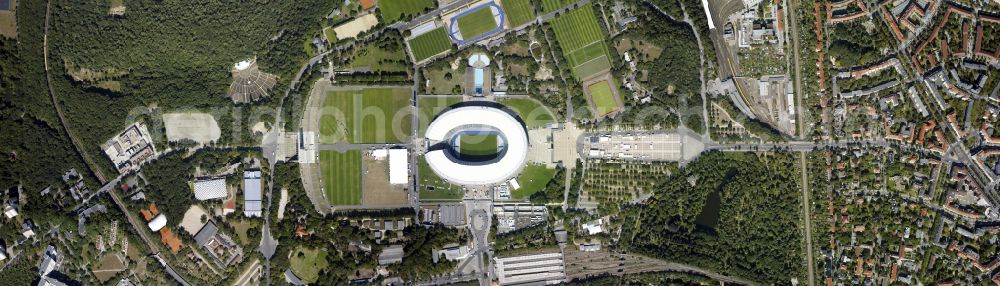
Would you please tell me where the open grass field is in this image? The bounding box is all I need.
[541,0,576,13]
[320,87,412,144]
[418,95,462,133]
[498,98,555,128]
[409,27,452,62]
[418,156,465,200]
[379,0,435,24]
[460,134,498,157]
[92,254,125,282]
[320,150,362,206]
[457,7,499,39]
[501,0,536,27]
[549,3,612,80]
[289,247,329,283]
[511,164,558,200]
[588,80,619,116]
[344,42,409,72]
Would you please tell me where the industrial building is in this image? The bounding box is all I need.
[495,252,566,285]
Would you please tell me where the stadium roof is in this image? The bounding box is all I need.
[425,106,528,185]
[192,178,227,201]
[389,149,409,185]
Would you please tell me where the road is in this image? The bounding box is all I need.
[798,152,816,286]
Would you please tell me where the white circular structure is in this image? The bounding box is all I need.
[425,106,528,185]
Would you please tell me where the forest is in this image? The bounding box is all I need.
[46,0,339,176]
[621,151,805,284]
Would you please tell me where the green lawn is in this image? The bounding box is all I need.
[323,27,337,42]
[501,0,536,27]
[549,3,613,80]
[418,95,463,134]
[320,87,412,144]
[459,134,498,157]
[588,80,619,116]
[379,0,435,24]
[457,7,499,40]
[289,247,330,283]
[511,164,558,200]
[409,28,452,62]
[541,0,576,13]
[498,98,556,129]
[344,43,409,72]
[320,150,362,206]
[418,156,465,200]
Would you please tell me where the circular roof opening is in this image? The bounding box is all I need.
[424,106,528,185]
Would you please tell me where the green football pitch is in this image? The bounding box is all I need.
[456,8,498,40]
[320,150,362,206]
[549,3,612,80]
[459,134,498,157]
[500,0,535,27]
[408,27,452,62]
[319,87,412,144]
[588,80,619,116]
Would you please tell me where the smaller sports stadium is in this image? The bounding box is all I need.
[448,1,506,45]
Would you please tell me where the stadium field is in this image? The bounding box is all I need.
[320,150,362,206]
[501,0,535,27]
[588,80,619,116]
[459,134,498,157]
[549,3,612,80]
[408,27,452,62]
[320,87,412,144]
[379,0,435,24]
[456,7,498,40]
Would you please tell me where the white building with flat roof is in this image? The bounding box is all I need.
[389,149,409,185]
[243,170,263,217]
[147,214,167,232]
[192,178,227,201]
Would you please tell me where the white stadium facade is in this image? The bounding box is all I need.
[424,106,528,186]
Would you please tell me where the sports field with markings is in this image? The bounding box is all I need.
[456,7,499,40]
[408,27,452,62]
[588,80,619,116]
[500,0,535,27]
[459,134,499,157]
[320,150,362,206]
[319,87,412,144]
[549,3,612,80]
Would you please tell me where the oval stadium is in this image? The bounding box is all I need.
[424,106,528,186]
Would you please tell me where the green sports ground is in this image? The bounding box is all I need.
[456,7,499,40]
[549,3,613,80]
[588,80,619,116]
[320,150,362,206]
[408,27,452,62]
[319,87,412,144]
